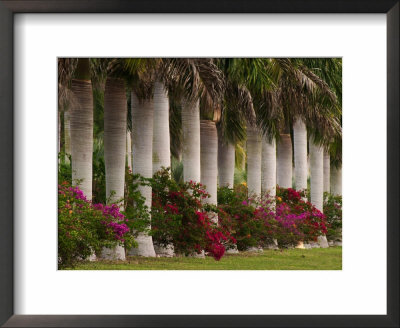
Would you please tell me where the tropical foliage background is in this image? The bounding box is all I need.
[58,58,342,268]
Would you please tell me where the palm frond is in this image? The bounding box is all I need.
[169,95,183,160]
[162,58,225,107]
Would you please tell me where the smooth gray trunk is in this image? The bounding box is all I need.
[277,134,292,189]
[153,81,171,175]
[310,138,324,211]
[182,99,201,183]
[70,79,93,200]
[101,78,127,260]
[217,129,235,188]
[331,164,342,195]
[247,125,262,197]
[323,151,331,193]
[261,136,276,198]
[152,82,174,257]
[200,120,218,207]
[293,118,308,190]
[219,132,240,254]
[129,91,156,257]
[310,139,329,248]
[104,78,127,206]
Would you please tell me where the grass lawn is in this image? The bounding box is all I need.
[67,246,342,270]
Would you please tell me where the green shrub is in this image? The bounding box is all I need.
[92,138,106,204]
[217,187,274,251]
[58,152,72,185]
[123,168,152,237]
[323,192,342,241]
[58,182,133,268]
[233,168,247,186]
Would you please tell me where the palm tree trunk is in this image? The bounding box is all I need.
[261,136,276,198]
[323,151,330,193]
[310,139,324,211]
[331,164,342,195]
[126,130,132,170]
[293,118,307,190]
[310,138,329,248]
[200,120,218,207]
[104,78,127,205]
[101,78,127,260]
[64,110,71,163]
[182,99,201,183]
[277,134,292,189]
[129,91,156,257]
[70,79,93,200]
[217,129,235,188]
[247,125,262,197]
[153,81,171,175]
[152,81,174,257]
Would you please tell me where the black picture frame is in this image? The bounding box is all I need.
[0,1,398,327]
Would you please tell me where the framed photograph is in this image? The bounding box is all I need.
[0,1,398,327]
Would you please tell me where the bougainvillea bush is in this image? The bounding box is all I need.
[149,168,234,260]
[275,187,328,247]
[58,182,134,268]
[217,186,329,250]
[217,187,274,251]
[323,192,342,241]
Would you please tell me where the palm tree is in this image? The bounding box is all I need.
[309,137,324,211]
[199,102,223,213]
[58,58,77,163]
[152,80,174,256]
[277,133,293,189]
[217,128,235,188]
[116,59,172,257]
[218,59,277,196]
[122,59,170,256]
[69,58,93,200]
[214,71,248,190]
[300,58,342,248]
[104,77,127,204]
[153,81,171,175]
[261,136,276,197]
[293,118,308,190]
[299,58,342,200]
[323,150,330,193]
[122,58,224,256]
[274,58,340,194]
[101,76,127,260]
[217,104,243,191]
[200,120,218,210]
[182,99,201,183]
[309,137,330,248]
[165,59,225,195]
[129,91,157,257]
[331,164,342,195]
[246,125,262,196]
